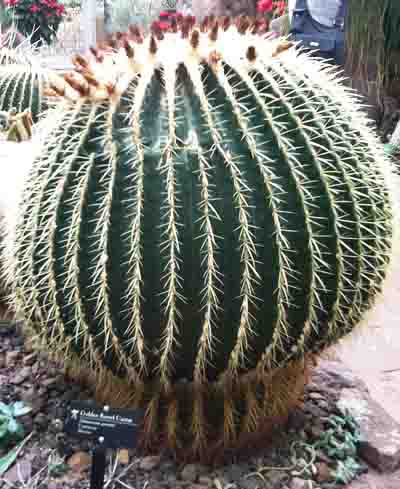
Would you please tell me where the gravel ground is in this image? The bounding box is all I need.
[0,321,368,489]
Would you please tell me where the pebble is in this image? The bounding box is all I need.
[22,352,37,366]
[304,404,326,418]
[67,451,91,473]
[264,470,289,486]
[308,392,324,401]
[290,477,309,489]
[41,377,58,388]
[20,386,37,404]
[181,464,201,482]
[308,425,325,441]
[225,464,244,481]
[139,455,161,471]
[6,350,20,366]
[315,450,332,465]
[198,475,213,486]
[34,412,48,428]
[241,477,262,489]
[3,460,32,484]
[315,461,332,483]
[117,449,130,465]
[11,366,31,384]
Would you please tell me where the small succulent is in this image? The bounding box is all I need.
[0,401,32,447]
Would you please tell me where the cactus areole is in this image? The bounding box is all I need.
[9,17,395,458]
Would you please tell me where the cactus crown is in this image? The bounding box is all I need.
[47,16,286,102]
[6,16,396,458]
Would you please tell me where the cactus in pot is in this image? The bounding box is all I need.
[4,17,396,459]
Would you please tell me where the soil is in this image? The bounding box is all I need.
[0,321,372,489]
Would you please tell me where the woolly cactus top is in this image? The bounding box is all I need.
[47,16,290,102]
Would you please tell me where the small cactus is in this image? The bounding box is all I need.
[5,17,396,459]
[0,108,33,141]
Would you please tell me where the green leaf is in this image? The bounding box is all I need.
[0,423,8,439]
[0,433,32,476]
[12,402,32,417]
[7,418,19,434]
[0,403,12,417]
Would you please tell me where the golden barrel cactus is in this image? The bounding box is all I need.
[5,17,396,459]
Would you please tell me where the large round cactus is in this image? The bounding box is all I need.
[6,17,395,458]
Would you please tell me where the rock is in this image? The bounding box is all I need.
[22,353,37,366]
[34,412,48,429]
[3,460,32,484]
[42,377,58,388]
[198,475,213,486]
[308,392,324,401]
[315,462,332,482]
[316,400,330,411]
[338,387,400,472]
[288,408,308,431]
[313,359,367,391]
[225,464,244,482]
[6,350,20,365]
[264,470,288,486]
[308,424,325,441]
[117,449,130,465]
[67,451,91,473]
[0,353,5,368]
[30,398,45,415]
[165,473,178,485]
[304,404,327,419]
[240,477,262,489]
[139,455,161,471]
[20,386,37,404]
[10,335,24,347]
[181,464,202,482]
[290,478,308,489]
[11,366,32,385]
[305,382,321,393]
[315,450,333,465]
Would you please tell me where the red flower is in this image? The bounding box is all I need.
[159,11,170,18]
[158,21,170,31]
[151,20,170,31]
[4,0,18,7]
[29,4,40,12]
[273,0,287,15]
[257,0,273,13]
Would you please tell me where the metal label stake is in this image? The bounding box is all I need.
[90,438,107,489]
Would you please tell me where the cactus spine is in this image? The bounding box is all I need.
[6,17,395,458]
